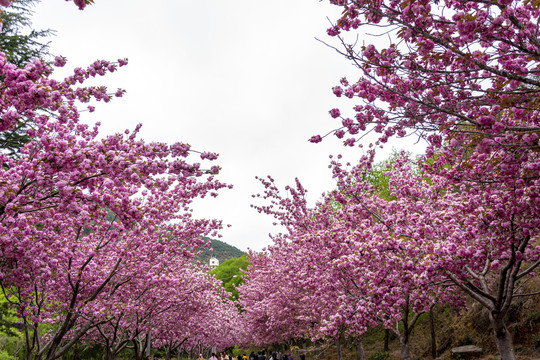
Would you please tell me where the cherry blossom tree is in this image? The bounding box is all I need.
[144,268,240,360]
[0,2,235,360]
[238,246,314,348]
[244,140,538,360]
[0,41,227,360]
[301,150,536,360]
[243,169,466,360]
[82,262,238,360]
[305,1,540,358]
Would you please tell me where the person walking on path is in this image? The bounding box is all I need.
[209,353,218,360]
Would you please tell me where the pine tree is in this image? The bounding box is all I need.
[0,0,54,156]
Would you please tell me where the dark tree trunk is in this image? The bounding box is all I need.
[384,329,389,352]
[103,348,116,360]
[71,342,81,360]
[133,339,145,360]
[356,339,366,360]
[429,305,437,358]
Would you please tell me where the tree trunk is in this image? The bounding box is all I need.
[489,313,516,360]
[384,329,389,352]
[336,337,342,360]
[133,339,145,360]
[145,330,151,359]
[72,342,81,360]
[429,305,437,358]
[356,339,366,360]
[103,348,116,360]
[399,340,412,360]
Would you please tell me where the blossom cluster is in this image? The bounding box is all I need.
[316,0,540,157]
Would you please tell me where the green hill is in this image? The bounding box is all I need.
[196,238,245,265]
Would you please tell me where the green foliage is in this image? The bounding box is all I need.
[0,0,53,67]
[364,150,419,200]
[368,351,391,360]
[58,342,105,360]
[0,117,35,158]
[209,254,249,301]
[0,294,23,360]
[362,326,389,345]
[0,0,55,156]
[0,350,16,360]
[0,295,22,338]
[364,160,394,201]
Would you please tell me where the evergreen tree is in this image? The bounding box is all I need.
[0,0,54,156]
[0,0,52,67]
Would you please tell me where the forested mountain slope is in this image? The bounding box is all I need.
[196,238,245,264]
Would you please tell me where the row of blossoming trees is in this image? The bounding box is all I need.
[0,1,240,360]
[238,0,539,360]
[1,0,539,359]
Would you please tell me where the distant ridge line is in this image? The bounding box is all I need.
[197,237,245,264]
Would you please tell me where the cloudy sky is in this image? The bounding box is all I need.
[30,0,423,252]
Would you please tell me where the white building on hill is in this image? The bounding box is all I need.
[209,256,219,269]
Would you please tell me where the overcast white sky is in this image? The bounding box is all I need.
[30,0,423,252]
